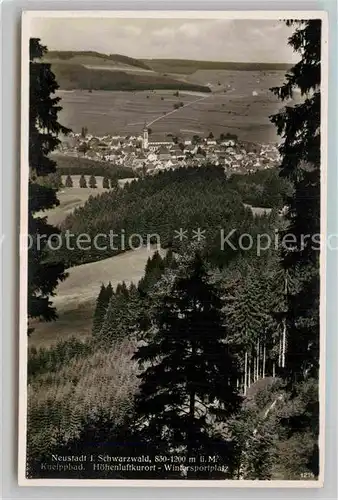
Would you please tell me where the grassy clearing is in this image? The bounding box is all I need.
[37,178,138,227]
[53,248,166,310]
[37,187,107,226]
[29,248,165,348]
[29,302,95,349]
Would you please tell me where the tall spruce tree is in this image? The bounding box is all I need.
[163,248,176,269]
[98,282,137,344]
[225,268,264,394]
[138,251,165,296]
[28,38,71,324]
[79,174,87,188]
[133,250,241,472]
[92,283,113,336]
[110,178,119,189]
[65,174,73,188]
[270,20,321,382]
[89,174,97,188]
[270,20,321,478]
[102,176,110,189]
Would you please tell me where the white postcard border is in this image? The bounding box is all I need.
[18,9,329,488]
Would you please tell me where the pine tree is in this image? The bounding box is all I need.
[244,422,275,480]
[270,20,321,383]
[79,174,87,188]
[163,248,176,269]
[65,175,73,188]
[116,281,129,299]
[57,171,63,188]
[225,269,264,394]
[270,20,321,478]
[92,283,113,337]
[98,282,136,344]
[102,176,110,189]
[110,178,119,190]
[133,250,241,471]
[138,252,166,296]
[89,174,97,189]
[28,38,71,324]
[105,281,113,299]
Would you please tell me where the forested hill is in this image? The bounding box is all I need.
[142,58,292,74]
[42,51,211,92]
[58,166,289,267]
[45,51,152,71]
[50,63,211,92]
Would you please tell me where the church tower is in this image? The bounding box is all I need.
[143,124,149,150]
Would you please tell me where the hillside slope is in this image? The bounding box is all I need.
[143,58,292,74]
[50,62,211,92]
[46,51,152,71]
[28,248,164,348]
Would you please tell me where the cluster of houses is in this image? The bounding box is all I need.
[57,127,281,176]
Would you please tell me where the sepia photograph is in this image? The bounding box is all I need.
[19,11,327,486]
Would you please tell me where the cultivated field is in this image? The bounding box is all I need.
[56,68,295,143]
[29,247,165,348]
[56,89,200,138]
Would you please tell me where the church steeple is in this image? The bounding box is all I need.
[143,123,149,150]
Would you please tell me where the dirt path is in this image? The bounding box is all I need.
[147,93,214,127]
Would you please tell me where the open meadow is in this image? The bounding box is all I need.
[37,178,137,226]
[37,186,106,226]
[56,68,295,143]
[29,247,165,348]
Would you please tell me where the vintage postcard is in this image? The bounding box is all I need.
[19,11,328,486]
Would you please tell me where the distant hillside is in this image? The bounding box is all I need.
[46,51,152,71]
[143,58,292,74]
[51,62,211,92]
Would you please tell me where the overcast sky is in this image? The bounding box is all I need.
[30,18,299,63]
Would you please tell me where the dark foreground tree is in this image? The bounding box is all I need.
[28,38,71,324]
[270,19,321,477]
[133,250,241,476]
[270,19,321,383]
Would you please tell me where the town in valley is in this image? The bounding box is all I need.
[56,124,281,177]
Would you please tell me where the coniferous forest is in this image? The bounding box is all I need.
[25,19,322,482]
